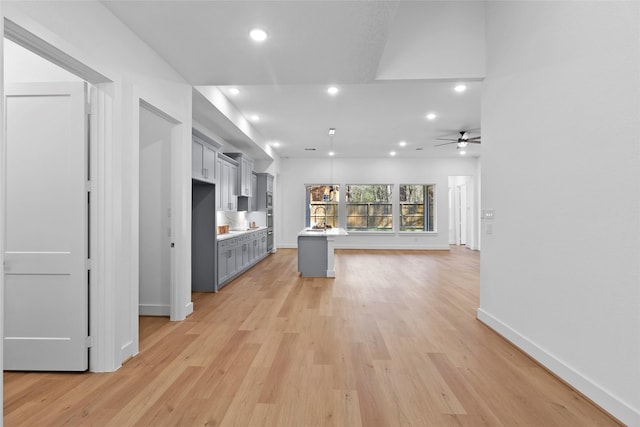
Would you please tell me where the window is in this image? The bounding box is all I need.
[346,184,393,231]
[305,185,339,228]
[399,184,435,232]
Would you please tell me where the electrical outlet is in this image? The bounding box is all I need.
[485,223,493,235]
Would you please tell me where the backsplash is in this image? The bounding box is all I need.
[217,211,248,231]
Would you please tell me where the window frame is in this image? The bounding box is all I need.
[305,184,340,229]
[398,184,437,234]
[345,184,394,233]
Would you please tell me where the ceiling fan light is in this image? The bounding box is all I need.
[457,141,468,148]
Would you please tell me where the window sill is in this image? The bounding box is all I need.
[345,230,394,236]
[399,231,438,235]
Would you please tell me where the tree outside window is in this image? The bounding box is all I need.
[346,184,393,231]
[399,184,435,232]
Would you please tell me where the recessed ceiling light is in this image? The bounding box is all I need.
[426,113,437,120]
[454,84,467,93]
[328,128,336,135]
[390,151,397,156]
[229,88,240,95]
[328,151,335,156]
[271,141,280,147]
[459,150,467,155]
[399,141,407,147]
[250,115,260,121]
[327,86,339,96]
[249,28,268,42]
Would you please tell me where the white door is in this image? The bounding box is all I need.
[4,82,89,371]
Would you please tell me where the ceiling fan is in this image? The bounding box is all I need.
[434,131,481,149]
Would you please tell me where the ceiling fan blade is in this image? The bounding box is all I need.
[434,141,457,147]
[435,137,458,141]
[467,136,481,141]
[468,140,481,144]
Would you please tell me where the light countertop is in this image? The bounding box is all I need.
[217,226,267,241]
[297,227,348,237]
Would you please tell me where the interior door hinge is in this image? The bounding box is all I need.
[85,336,94,348]
[86,259,93,270]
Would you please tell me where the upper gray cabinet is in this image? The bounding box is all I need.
[225,152,254,197]
[192,129,222,184]
[217,153,238,211]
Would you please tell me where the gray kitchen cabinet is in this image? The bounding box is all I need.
[217,238,231,286]
[266,174,274,192]
[250,172,258,211]
[215,157,223,211]
[250,233,259,262]
[237,171,258,212]
[225,153,254,197]
[260,230,268,256]
[217,228,271,288]
[255,173,274,210]
[218,154,238,211]
[241,237,250,268]
[192,129,221,184]
[235,240,244,272]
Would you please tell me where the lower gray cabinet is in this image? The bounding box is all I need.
[218,237,238,287]
[217,229,270,288]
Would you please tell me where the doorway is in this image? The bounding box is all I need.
[448,176,477,249]
[138,102,178,317]
[3,38,91,370]
[2,21,114,373]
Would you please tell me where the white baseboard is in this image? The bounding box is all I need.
[184,302,194,317]
[477,308,639,426]
[139,304,170,317]
[279,243,450,250]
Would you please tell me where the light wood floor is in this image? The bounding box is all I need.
[4,247,620,426]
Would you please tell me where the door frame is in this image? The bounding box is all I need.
[448,175,477,250]
[2,19,117,372]
[137,99,182,319]
[1,15,193,375]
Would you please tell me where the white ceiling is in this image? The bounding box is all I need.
[102,0,485,160]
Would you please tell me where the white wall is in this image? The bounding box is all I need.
[480,2,640,425]
[279,157,478,249]
[3,0,193,370]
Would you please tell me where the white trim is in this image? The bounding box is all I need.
[0,7,5,421]
[477,308,639,427]
[184,302,194,317]
[139,304,171,317]
[90,83,119,372]
[2,20,119,373]
[4,18,110,83]
[134,89,191,325]
[279,243,450,251]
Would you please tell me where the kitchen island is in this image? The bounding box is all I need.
[297,227,348,277]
